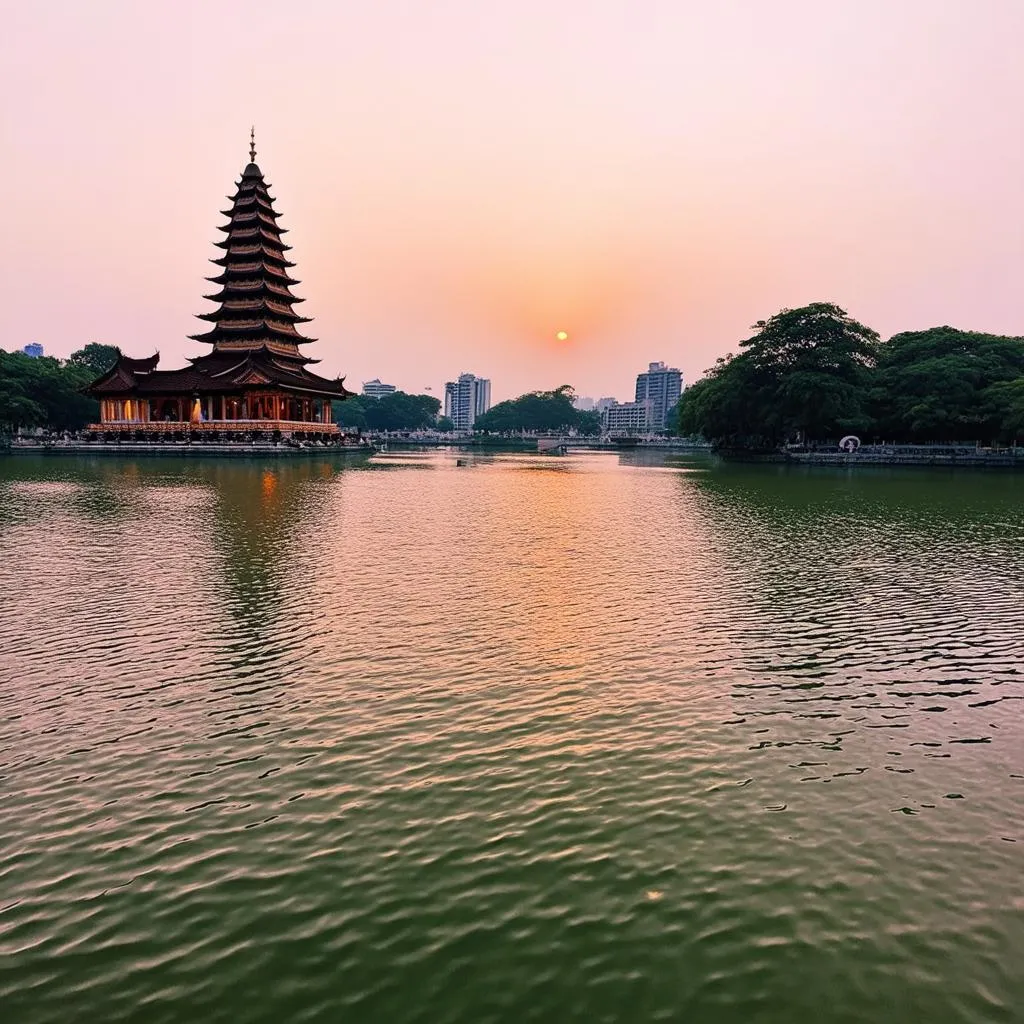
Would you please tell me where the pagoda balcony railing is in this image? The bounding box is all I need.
[89,419,340,435]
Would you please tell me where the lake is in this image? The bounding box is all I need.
[1,450,1022,1023]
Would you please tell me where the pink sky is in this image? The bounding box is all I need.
[3,0,1024,402]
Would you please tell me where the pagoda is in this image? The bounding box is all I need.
[88,132,354,441]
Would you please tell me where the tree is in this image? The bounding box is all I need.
[0,351,99,432]
[678,302,879,447]
[871,327,1024,442]
[331,395,367,429]
[68,342,120,377]
[677,352,766,446]
[363,391,440,431]
[475,385,598,433]
[329,391,441,432]
[983,377,1024,442]
[436,416,455,432]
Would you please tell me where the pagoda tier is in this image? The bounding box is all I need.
[219,197,280,221]
[206,262,301,288]
[186,343,320,367]
[196,298,311,324]
[187,322,318,358]
[217,207,286,229]
[194,147,313,350]
[212,230,290,251]
[203,280,305,303]
[210,245,295,269]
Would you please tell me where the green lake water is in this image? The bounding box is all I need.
[0,450,1022,1023]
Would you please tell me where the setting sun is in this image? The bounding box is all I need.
[556,330,568,341]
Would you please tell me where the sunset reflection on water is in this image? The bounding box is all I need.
[1,451,1022,1024]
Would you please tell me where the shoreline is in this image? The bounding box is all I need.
[2,442,373,459]
[717,449,1024,469]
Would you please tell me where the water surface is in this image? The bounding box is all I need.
[1,451,1022,1023]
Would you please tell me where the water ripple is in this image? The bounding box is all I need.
[0,453,1022,1023]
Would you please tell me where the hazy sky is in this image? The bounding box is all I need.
[3,0,1024,401]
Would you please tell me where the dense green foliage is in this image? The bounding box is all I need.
[67,342,120,377]
[330,391,441,432]
[679,303,879,448]
[871,327,1024,442]
[474,386,602,434]
[0,347,109,433]
[679,304,1024,447]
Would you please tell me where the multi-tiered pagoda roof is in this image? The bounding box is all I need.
[191,139,316,358]
[89,133,354,410]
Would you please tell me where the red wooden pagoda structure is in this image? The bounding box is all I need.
[88,132,354,441]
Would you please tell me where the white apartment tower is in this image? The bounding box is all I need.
[444,373,491,431]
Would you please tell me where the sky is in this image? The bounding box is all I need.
[3,0,1024,403]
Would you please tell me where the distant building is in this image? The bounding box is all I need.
[362,378,397,399]
[594,397,616,414]
[444,373,491,431]
[604,400,653,435]
[22,343,44,358]
[573,396,595,412]
[634,362,683,431]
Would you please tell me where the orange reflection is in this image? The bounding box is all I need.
[261,469,278,504]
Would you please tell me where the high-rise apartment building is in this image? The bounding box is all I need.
[362,378,397,399]
[22,343,44,358]
[444,373,491,431]
[634,362,683,431]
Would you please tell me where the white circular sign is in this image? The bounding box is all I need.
[839,435,861,453]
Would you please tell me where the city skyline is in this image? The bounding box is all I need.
[5,1,1024,403]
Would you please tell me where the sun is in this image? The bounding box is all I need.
[555,330,569,341]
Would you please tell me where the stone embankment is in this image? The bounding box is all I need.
[3,441,371,459]
[786,445,1023,468]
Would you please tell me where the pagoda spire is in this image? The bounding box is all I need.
[190,138,317,358]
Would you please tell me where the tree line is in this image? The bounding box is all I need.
[474,385,602,434]
[679,303,1024,448]
[0,343,117,434]
[333,385,604,435]
[330,391,442,432]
